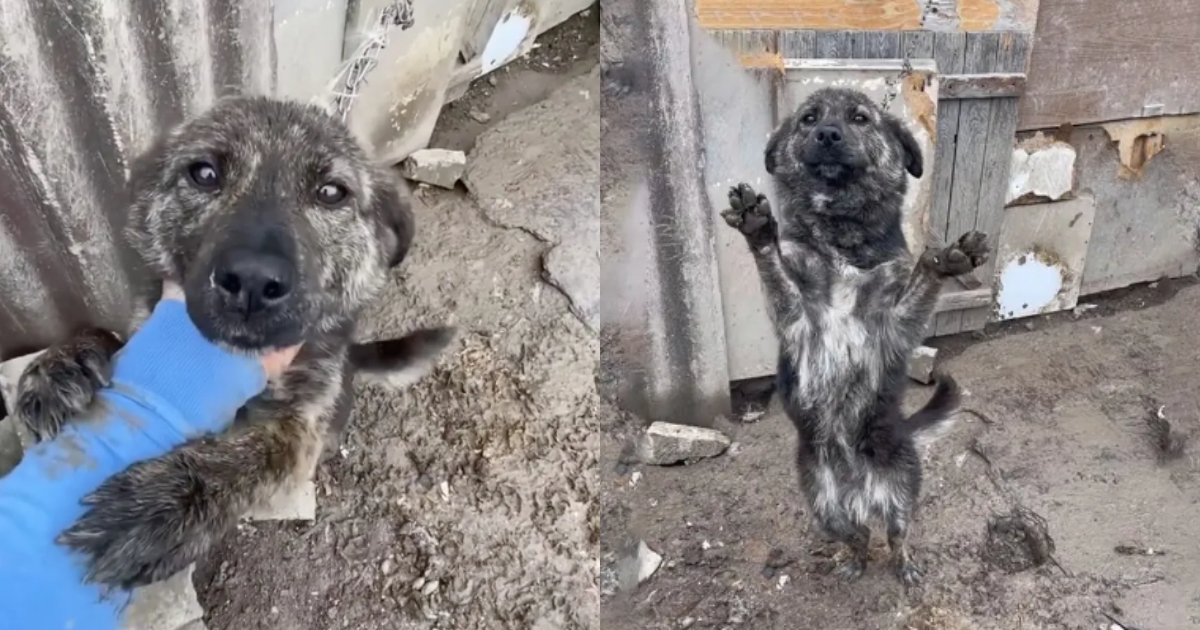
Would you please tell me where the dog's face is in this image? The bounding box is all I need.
[126,96,413,350]
[765,88,923,186]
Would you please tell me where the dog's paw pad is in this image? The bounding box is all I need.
[722,183,773,237]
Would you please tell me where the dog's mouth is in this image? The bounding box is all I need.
[801,144,866,183]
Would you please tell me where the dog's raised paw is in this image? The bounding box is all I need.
[922,230,991,277]
[15,328,122,441]
[57,452,226,589]
[720,183,774,237]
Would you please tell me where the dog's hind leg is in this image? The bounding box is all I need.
[56,405,329,588]
[886,509,922,586]
[820,511,871,581]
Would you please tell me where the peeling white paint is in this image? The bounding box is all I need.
[996,255,1063,320]
[480,8,533,75]
[1007,141,1076,204]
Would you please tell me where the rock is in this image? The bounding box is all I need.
[907,345,937,384]
[398,149,467,189]
[638,422,731,465]
[119,565,206,630]
[468,109,491,123]
[0,349,45,478]
[242,480,316,522]
[636,540,663,584]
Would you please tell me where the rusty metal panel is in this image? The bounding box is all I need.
[0,0,275,360]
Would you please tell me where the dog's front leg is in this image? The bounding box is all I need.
[892,231,991,338]
[721,183,812,329]
[57,407,326,588]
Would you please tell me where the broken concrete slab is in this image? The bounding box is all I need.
[0,350,41,476]
[908,345,938,384]
[543,235,599,332]
[243,481,317,521]
[398,148,467,189]
[1008,134,1076,204]
[463,67,599,333]
[638,421,731,465]
[119,565,206,630]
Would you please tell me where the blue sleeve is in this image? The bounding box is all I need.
[0,298,268,630]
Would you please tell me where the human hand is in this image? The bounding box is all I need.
[159,280,303,378]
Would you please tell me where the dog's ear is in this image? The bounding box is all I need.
[763,116,795,176]
[370,171,415,268]
[887,116,924,179]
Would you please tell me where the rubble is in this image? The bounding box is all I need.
[398,148,467,189]
[908,345,938,384]
[638,422,731,465]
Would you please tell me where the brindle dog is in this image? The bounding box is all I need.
[721,87,989,586]
[14,96,453,588]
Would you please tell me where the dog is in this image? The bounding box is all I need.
[720,87,989,585]
[14,95,454,589]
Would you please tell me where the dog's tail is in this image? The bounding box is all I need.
[900,374,961,449]
[348,327,456,389]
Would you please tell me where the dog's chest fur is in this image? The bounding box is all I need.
[776,206,909,415]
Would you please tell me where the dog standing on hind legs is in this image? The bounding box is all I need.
[720,87,989,586]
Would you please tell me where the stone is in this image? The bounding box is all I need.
[119,565,206,630]
[638,421,731,465]
[0,349,44,477]
[908,346,938,384]
[243,480,317,521]
[398,148,467,189]
[636,540,663,584]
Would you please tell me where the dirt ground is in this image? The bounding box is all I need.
[600,277,1200,630]
[197,14,600,630]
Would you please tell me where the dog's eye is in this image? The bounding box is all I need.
[801,114,817,124]
[316,183,349,206]
[187,162,220,191]
[852,113,869,123]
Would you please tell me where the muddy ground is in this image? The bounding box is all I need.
[197,13,600,630]
[600,278,1200,630]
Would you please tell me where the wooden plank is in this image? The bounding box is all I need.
[958,31,1031,331]
[927,31,968,336]
[939,73,1026,99]
[1019,0,1200,129]
[815,30,857,59]
[780,30,816,58]
[935,288,992,313]
[858,31,901,59]
[937,32,999,335]
[901,30,935,62]
[691,0,1036,32]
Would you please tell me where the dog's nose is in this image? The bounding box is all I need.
[815,125,844,147]
[213,249,294,315]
